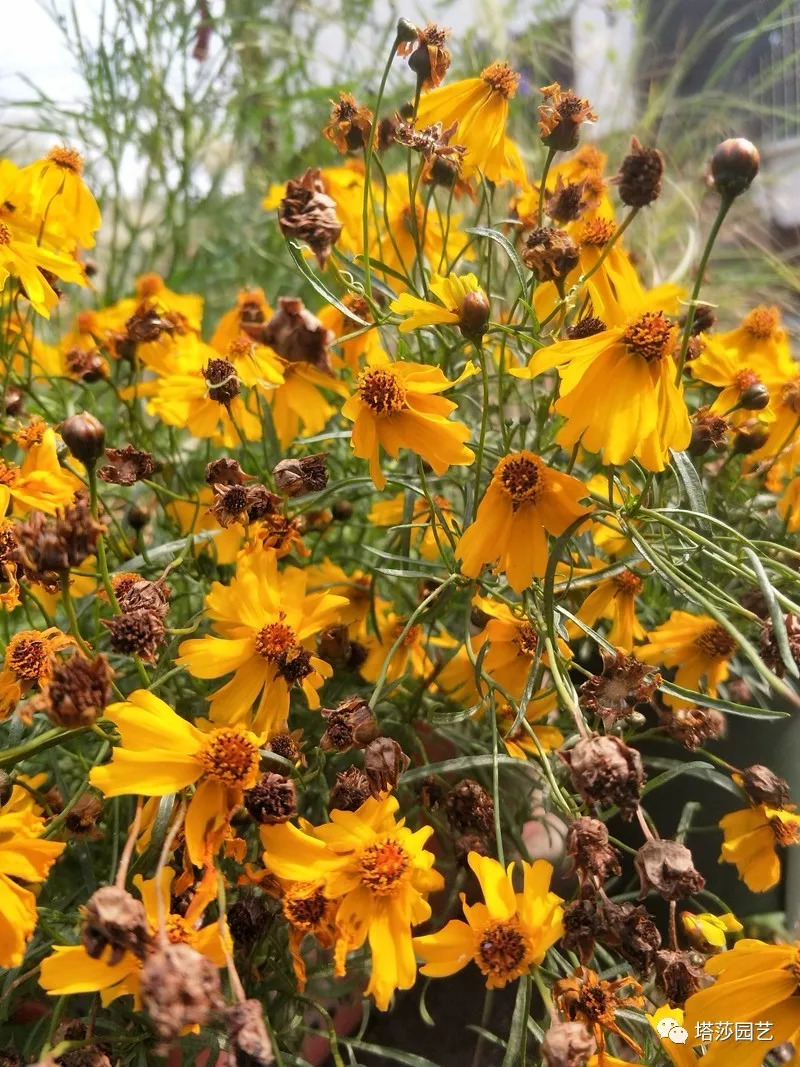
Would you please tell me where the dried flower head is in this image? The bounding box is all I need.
[278,167,343,269]
[64,793,104,838]
[614,137,665,207]
[210,481,281,528]
[320,696,378,751]
[329,766,371,811]
[541,1020,597,1067]
[538,83,597,152]
[600,900,662,976]
[225,1000,274,1066]
[97,445,158,486]
[565,316,607,340]
[660,705,727,750]
[244,772,298,825]
[560,734,645,819]
[102,608,165,662]
[247,296,334,373]
[115,578,170,618]
[64,345,108,382]
[739,764,792,808]
[545,176,595,224]
[634,838,705,901]
[554,967,643,1056]
[363,736,410,795]
[689,407,730,456]
[522,227,579,282]
[394,120,466,170]
[565,816,622,884]
[227,893,270,948]
[323,93,373,153]
[204,357,241,406]
[401,23,451,90]
[14,493,106,576]
[47,653,112,728]
[760,615,800,679]
[579,651,660,728]
[443,778,495,837]
[273,453,329,497]
[656,949,706,1006]
[81,885,150,964]
[205,457,247,486]
[140,942,224,1051]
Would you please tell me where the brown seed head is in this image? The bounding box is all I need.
[102,609,165,662]
[251,296,334,373]
[244,772,298,825]
[760,615,800,680]
[740,764,791,808]
[560,734,645,818]
[566,316,607,340]
[541,1021,597,1067]
[321,696,378,752]
[522,226,579,282]
[661,705,727,750]
[538,83,597,151]
[565,816,622,884]
[405,24,451,90]
[278,167,342,269]
[47,653,112,728]
[600,900,663,976]
[205,457,247,486]
[140,942,224,1050]
[98,445,158,486]
[689,407,730,457]
[364,737,410,795]
[64,793,104,837]
[656,949,706,1006]
[546,176,593,223]
[443,778,495,836]
[204,357,240,405]
[634,839,705,901]
[273,452,329,497]
[579,650,659,728]
[614,136,664,207]
[81,885,151,965]
[323,93,373,154]
[329,766,372,812]
[227,894,270,948]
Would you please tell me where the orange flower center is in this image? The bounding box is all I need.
[164,914,196,946]
[694,624,736,660]
[613,570,643,596]
[358,368,407,414]
[779,379,800,416]
[345,294,371,321]
[357,838,410,895]
[515,622,539,658]
[391,621,421,647]
[621,312,674,362]
[77,311,97,332]
[198,726,260,787]
[733,368,760,392]
[475,919,533,980]
[6,632,48,680]
[136,272,164,298]
[282,883,329,931]
[47,146,83,173]
[227,337,253,360]
[579,218,615,247]
[255,618,298,660]
[496,452,547,509]
[14,420,46,449]
[0,223,11,246]
[480,62,520,100]
[771,818,800,848]
[742,306,778,340]
[0,460,19,487]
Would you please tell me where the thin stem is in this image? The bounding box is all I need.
[361,37,401,299]
[115,796,143,890]
[472,342,490,521]
[537,147,556,226]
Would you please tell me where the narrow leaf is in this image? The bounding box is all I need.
[744,547,800,678]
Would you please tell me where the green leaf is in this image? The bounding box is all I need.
[642,759,743,799]
[502,977,530,1067]
[285,240,371,324]
[344,1040,441,1067]
[401,753,536,786]
[743,547,800,679]
[669,450,712,535]
[466,226,529,303]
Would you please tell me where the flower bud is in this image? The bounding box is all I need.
[458,290,491,343]
[739,382,770,410]
[733,424,769,454]
[61,412,106,465]
[711,137,759,198]
[126,502,150,531]
[396,17,420,45]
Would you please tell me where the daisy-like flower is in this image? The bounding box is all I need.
[261,794,444,1011]
[89,690,265,868]
[472,597,571,699]
[749,372,800,485]
[414,851,563,988]
[702,305,794,373]
[718,803,800,891]
[684,939,800,1067]
[270,877,340,991]
[0,218,86,317]
[176,549,347,735]
[0,427,80,516]
[167,488,246,566]
[554,967,644,1057]
[0,794,66,968]
[680,910,742,952]
[359,608,454,685]
[211,287,270,351]
[341,358,476,490]
[456,450,591,593]
[513,308,691,470]
[497,702,564,759]
[415,62,526,185]
[22,146,102,249]
[39,868,227,1006]
[269,359,346,449]
[561,557,647,651]
[0,627,75,721]
[639,610,737,702]
[391,272,489,342]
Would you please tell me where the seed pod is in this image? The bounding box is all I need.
[140,942,223,1050]
[739,382,770,410]
[634,839,705,901]
[565,816,622,884]
[47,653,112,728]
[559,734,645,819]
[364,737,410,795]
[244,773,297,825]
[614,136,664,207]
[740,764,791,808]
[320,697,378,752]
[711,137,759,198]
[329,766,371,812]
[273,453,329,497]
[81,885,151,964]
[656,949,706,1006]
[61,412,106,465]
[443,778,495,836]
[225,999,274,1065]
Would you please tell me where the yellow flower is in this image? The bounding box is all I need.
[211,287,271,351]
[21,146,102,250]
[639,610,737,702]
[40,867,227,1006]
[269,360,345,450]
[359,608,454,685]
[0,628,75,721]
[513,310,691,470]
[89,690,265,868]
[341,358,476,490]
[702,306,795,375]
[456,450,591,593]
[684,939,800,1067]
[176,549,347,735]
[262,794,444,1010]
[680,910,742,952]
[0,218,85,317]
[413,851,563,988]
[391,273,488,339]
[561,558,646,651]
[305,558,373,628]
[415,63,526,186]
[749,372,800,484]
[0,427,80,516]
[0,797,65,968]
[132,271,204,332]
[496,702,563,759]
[167,487,245,565]
[719,804,800,891]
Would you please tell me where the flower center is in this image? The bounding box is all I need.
[14,420,46,449]
[164,914,195,946]
[358,368,407,414]
[621,312,674,362]
[0,460,19,487]
[0,222,11,246]
[694,624,736,660]
[346,295,371,321]
[780,379,800,416]
[733,368,760,392]
[475,919,532,980]
[743,306,778,340]
[282,883,329,931]
[480,62,520,99]
[579,985,614,1025]
[198,726,260,787]
[227,337,253,360]
[613,570,643,596]
[771,818,800,848]
[6,632,48,680]
[47,146,83,173]
[579,218,615,247]
[255,618,298,660]
[496,453,546,510]
[204,358,241,405]
[515,622,539,658]
[392,621,421,647]
[358,838,411,895]
[135,272,163,298]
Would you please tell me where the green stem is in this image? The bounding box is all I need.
[537,147,556,226]
[472,343,491,521]
[60,573,93,658]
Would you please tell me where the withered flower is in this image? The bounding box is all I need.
[46,652,112,728]
[210,482,281,528]
[205,457,247,486]
[522,227,579,282]
[227,894,270,949]
[541,1020,596,1067]
[64,345,108,382]
[244,772,297,825]
[97,445,158,486]
[454,832,491,867]
[323,93,373,154]
[739,764,792,808]
[225,1000,274,1067]
[561,897,603,964]
[579,651,660,728]
[115,578,170,618]
[64,793,104,838]
[554,967,643,1056]
[278,167,342,269]
[760,614,800,679]
[614,137,664,207]
[320,696,378,751]
[273,452,329,497]
[733,423,770,454]
[634,838,705,901]
[268,731,304,766]
[394,120,466,169]
[102,609,165,663]
[605,901,662,976]
[545,176,596,224]
[53,1021,111,1067]
[559,734,645,819]
[565,816,621,884]
[204,357,240,406]
[656,949,706,1006]
[329,766,371,811]
[660,705,726,750]
[681,303,716,336]
[689,407,729,457]
[140,943,224,1050]
[401,23,451,90]
[81,885,150,964]
[443,778,495,837]
[247,296,334,374]
[538,83,597,152]
[14,493,105,576]
[123,303,179,345]
[364,736,410,795]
